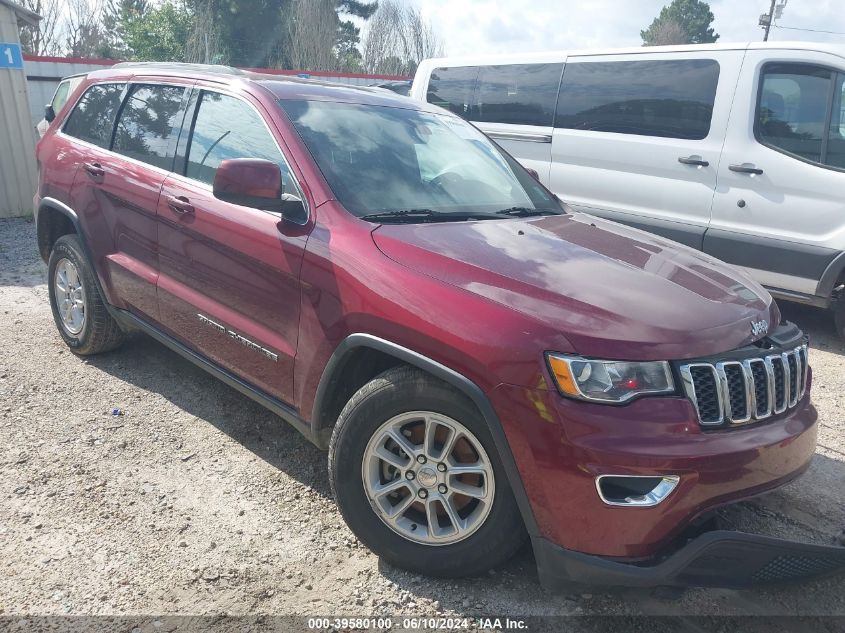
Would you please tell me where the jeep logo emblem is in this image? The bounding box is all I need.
[751,319,769,337]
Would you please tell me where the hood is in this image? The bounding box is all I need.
[372,213,779,361]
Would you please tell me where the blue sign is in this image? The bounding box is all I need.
[0,43,24,69]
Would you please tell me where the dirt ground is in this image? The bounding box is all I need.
[1,216,843,629]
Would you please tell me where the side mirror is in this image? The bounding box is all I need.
[44,104,56,123]
[212,158,306,222]
[525,167,540,181]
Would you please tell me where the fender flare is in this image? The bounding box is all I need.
[312,333,540,537]
[37,197,111,302]
[817,250,845,300]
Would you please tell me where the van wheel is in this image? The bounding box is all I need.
[47,234,124,355]
[329,365,526,577]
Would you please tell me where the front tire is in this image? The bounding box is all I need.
[329,365,526,577]
[47,234,124,355]
[835,297,845,341]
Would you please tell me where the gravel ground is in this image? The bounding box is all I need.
[0,216,843,629]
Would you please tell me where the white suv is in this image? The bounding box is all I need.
[411,42,845,338]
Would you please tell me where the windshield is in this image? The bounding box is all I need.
[279,100,561,219]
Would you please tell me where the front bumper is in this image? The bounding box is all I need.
[534,529,845,589]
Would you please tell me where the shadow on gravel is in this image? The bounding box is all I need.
[779,302,844,356]
[85,333,332,499]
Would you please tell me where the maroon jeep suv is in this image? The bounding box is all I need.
[34,63,845,589]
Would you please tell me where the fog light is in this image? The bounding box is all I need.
[595,475,680,507]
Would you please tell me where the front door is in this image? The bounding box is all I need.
[155,89,310,405]
[706,50,845,298]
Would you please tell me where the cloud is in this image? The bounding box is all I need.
[410,0,845,57]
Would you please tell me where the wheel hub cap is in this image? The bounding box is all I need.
[53,258,86,335]
[362,411,495,546]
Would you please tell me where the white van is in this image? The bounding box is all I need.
[411,42,845,338]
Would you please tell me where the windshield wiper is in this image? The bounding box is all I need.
[360,209,499,223]
[495,207,562,217]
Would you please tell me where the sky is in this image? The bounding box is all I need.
[408,0,845,58]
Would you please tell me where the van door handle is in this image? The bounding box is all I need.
[729,163,764,175]
[678,155,709,167]
[166,195,194,215]
[83,162,105,178]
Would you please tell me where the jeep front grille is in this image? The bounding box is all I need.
[680,345,808,427]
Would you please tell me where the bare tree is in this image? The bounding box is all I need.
[18,0,62,55]
[362,0,443,76]
[185,0,227,64]
[645,18,688,45]
[65,0,109,57]
[287,0,337,71]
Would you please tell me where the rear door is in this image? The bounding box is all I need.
[424,63,564,185]
[156,88,311,405]
[706,49,845,298]
[67,80,189,319]
[548,51,741,249]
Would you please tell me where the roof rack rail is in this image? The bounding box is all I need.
[112,62,244,75]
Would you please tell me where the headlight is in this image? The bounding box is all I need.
[546,353,675,403]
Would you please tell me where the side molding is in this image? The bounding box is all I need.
[313,333,540,537]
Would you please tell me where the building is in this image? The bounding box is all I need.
[0,0,39,218]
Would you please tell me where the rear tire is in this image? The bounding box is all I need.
[329,365,526,577]
[47,234,124,355]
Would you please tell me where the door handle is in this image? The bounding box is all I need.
[83,162,105,178]
[166,195,194,215]
[729,163,764,175]
[678,155,709,167]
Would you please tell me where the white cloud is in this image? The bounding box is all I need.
[409,0,845,57]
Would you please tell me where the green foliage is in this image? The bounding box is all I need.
[123,0,193,61]
[641,0,719,46]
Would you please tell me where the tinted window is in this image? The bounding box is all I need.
[112,84,185,170]
[756,63,844,168]
[63,83,125,148]
[280,99,559,218]
[555,59,720,139]
[827,74,845,169]
[426,66,479,118]
[476,64,563,126]
[186,92,292,189]
[51,80,72,112]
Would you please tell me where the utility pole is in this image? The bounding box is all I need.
[761,0,777,41]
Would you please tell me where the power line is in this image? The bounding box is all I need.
[774,24,845,36]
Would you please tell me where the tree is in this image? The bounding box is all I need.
[65,0,110,57]
[641,0,719,46]
[121,0,193,61]
[100,0,148,59]
[362,0,443,76]
[18,0,62,55]
[285,0,377,71]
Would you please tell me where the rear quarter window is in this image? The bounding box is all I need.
[63,83,125,149]
[555,59,720,140]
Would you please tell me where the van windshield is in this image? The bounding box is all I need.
[279,99,561,220]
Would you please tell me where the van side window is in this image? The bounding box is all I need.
[427,66,479,118]
[476,64,563,127]
[757,63,845,170]
[63,83,126,148]
[112,84,186,170]
[827,74,845,168]
[555,59,720,140]
[186,91,292,190]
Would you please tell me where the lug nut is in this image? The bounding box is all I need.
[416,455,427,464]
[405,471,415,480]
[437,484,447,494]
[436,463,446,472]
[418,489,428,499]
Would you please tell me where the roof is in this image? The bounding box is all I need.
[85,62,433,111]
[0,0,40,27]
[418,40,845,68]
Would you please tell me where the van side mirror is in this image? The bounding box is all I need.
[525,167,540,181]
[212,158,302,219]
[44,104,56,123]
